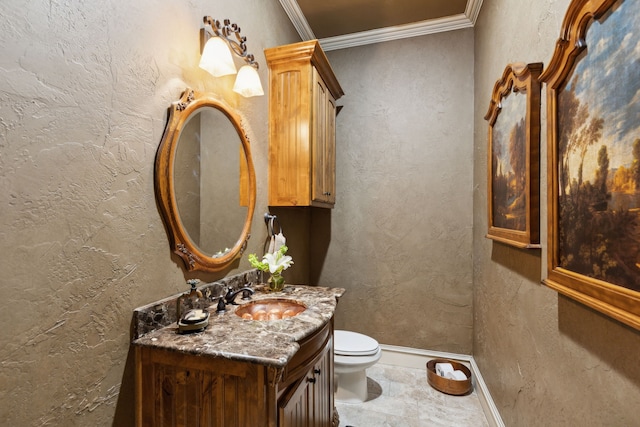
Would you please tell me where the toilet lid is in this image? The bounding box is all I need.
[334,330,379,356]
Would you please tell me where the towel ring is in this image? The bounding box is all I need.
[264,212,282,236]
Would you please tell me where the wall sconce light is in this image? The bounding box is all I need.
[199,16,264,98]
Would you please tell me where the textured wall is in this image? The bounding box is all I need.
[320,30,475,353]
[6,0,637,425]
[0,0,299,425]
[473,0,640,425]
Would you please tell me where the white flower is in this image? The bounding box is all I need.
[263,251,294,274]
[248,245,294,275]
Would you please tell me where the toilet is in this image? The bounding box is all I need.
[334,330,382,403]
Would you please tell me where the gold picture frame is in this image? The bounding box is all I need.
[485,63,543,248]
[540,0,640,329]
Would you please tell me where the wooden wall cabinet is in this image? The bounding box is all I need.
[265,40,344,208]
[135,319,335,427]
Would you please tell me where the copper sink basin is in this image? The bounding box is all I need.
[235,298,306,321]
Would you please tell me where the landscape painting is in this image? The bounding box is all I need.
[492,91,527,231]
[556,0,640,291]
[485,63,542,248]
[542,0,640,330]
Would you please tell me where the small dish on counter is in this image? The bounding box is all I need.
[178,309,209,333]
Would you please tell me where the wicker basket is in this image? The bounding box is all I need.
[426,358,472,395]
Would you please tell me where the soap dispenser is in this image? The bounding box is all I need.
[177,279,209,333]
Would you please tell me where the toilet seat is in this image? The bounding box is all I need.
[335,330,379,356]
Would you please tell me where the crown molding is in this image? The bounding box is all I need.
[279,0,483,51]
[278,0,316,40]
[466,0,484,25]
[319,14,473,51]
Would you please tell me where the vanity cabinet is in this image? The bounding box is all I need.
[265,40,344,208]
[135,318,335,427]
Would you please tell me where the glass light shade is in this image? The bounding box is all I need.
[199,36,237,77]
[232,65,264,97]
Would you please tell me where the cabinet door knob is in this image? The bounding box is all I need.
[323,192,331,196]
[306,377,316,383]
[313,368,321,375]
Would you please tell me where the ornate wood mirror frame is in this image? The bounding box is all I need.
[485,62,543,248]
[541,0,640,329]
[155,88,256,272]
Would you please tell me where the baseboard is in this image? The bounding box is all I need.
[469,356,505,427]
[379,344,505,427]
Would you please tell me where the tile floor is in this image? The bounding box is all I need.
[335,363,490,427]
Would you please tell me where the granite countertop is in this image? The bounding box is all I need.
[132,284,345,368]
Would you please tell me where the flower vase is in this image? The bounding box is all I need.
[268,273,285,292]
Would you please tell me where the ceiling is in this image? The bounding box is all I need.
[279,0,484,51]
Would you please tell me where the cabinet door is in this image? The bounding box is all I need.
[279,375,313,427]
[268,64,312,207]
[311,67,337,207]
[279,335,334,427]
[310,336,334,427]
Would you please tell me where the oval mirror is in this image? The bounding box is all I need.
[155,88,256,272]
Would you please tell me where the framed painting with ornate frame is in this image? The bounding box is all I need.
[540,0,640,330]
[485,63,543,248]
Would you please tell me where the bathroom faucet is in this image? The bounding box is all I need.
[214,285,254,313]
[225,286,254,305]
